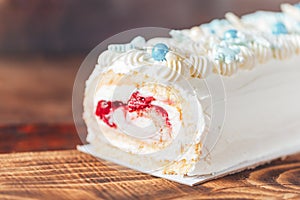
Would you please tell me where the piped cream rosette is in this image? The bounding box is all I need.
[82,37,226,174]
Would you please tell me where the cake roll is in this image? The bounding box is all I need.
[77,3,300,185]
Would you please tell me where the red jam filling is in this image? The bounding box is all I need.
[95,91,171,129]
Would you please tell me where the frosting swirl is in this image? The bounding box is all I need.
[238,46,256,69]
[271,35,295,60]
[123,50,150,66]
[185,54,211,78]
[165,60,183,82]
[98,50,120,67]
[249,41,272,63]
[213,61,238,76]
[287,35,300,54]
[101,4,300,78]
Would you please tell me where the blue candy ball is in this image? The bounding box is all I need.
[272,22,288,35]
[152,43,169,61]
[223,29,238,39]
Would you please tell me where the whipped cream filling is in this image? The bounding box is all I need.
[93,83,180,154]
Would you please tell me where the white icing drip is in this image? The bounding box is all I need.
[97,50,120,66]
[185,54,211,78]
[238,46,256,69]
[213,61,238,76]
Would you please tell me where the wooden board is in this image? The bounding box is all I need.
[0,150,299,200]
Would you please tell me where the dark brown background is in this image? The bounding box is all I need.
[0,0,299,55]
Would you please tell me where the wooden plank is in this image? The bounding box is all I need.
[0,150,299,199]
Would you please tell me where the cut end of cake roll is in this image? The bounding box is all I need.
[82,38,212,174]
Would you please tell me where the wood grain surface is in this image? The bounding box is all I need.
[0,150,299,200]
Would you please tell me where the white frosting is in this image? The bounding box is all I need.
[225,12,245,29]
[288,35,300,53]
[188,26,204,41]
[165,60,184,82]
[190,55,300,176]
[238,46,255,69]
[212,60,238,76]
[81,3,300,179]
[97,50,120,66]
[271,35,295,59]
[249,42,272,63]
[185,54,212,78]
[123,49,150,66]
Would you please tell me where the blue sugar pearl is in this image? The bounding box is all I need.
[223,29,238,40]
[272,22,288,35]
[152,43,169,61]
